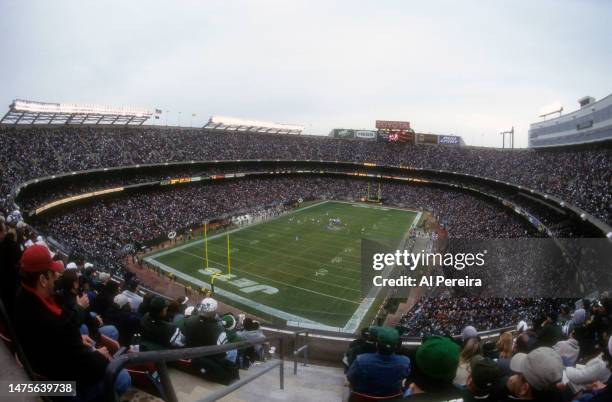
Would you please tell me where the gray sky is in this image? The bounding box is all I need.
[1,0,611,147]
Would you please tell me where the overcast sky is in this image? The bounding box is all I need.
[1,0,611,147]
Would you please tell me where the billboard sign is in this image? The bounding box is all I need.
[416,133,438,145]
[329,129,355,139]
[438,135,461,145]
[354,130,377,140]
[375,120,411,130]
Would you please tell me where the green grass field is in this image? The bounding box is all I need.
[145,201,418,331]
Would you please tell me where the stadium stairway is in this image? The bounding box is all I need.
[166,360,346,402]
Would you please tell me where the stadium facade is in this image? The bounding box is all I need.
[529,93,612,148]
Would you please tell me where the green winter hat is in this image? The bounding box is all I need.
[416,336,460,382]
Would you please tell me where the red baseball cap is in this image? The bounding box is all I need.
[20,244,65,274]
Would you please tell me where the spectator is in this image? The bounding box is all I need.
[461,356,502,402]
[343,326,378,370]
[405,336,462,399]
[346,327,410,398]
[182,297,239,384]
[564,350,611,391]
[553,331,580,367]
[461,325,478,343]
[105,294,141,347]
[12,244,130,398]
[454,337,482,386]
[237,317,267,362]
[496,332,514,376]
[505,347,565,402]
[121,280,143,312]
[140,296,185,350]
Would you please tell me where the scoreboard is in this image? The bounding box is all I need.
[375,120,414,143]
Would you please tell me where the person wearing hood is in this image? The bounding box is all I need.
[553,330,580,367]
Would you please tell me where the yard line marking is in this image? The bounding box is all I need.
[147,200,331,259]
[178,250,361,304]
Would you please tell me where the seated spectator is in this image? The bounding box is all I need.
[105,294,141,346]
[564,348,611,391]
[496,332,514,376]
[55,269,119,342]
[13,244,130,398]
[346,327,410,398]
[182,297,239,385]
[172,296,190,325]
[0,217,20,315]
[505,347,565,402]
[461,356,502,402]
[140,296,185,350]
[343,326,377,371]
[93,279,119,320]
[405,336,462,399]
[138,292,155,316]
[237,317,266,362]
[578,337,612,402]
[121,279,143,312]
[454,337,482,386]
[553,330,580,367]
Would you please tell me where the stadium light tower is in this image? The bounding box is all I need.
[499,127,515,149]
[539,106,563,121]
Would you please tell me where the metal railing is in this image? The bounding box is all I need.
[104,336,283,402]
[292,331,309,375]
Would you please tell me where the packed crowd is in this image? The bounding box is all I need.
[345,299,612,401]
[399,298,566,338]
[1,126,609,223]
[30,177,537,274]
[0,231,268,399]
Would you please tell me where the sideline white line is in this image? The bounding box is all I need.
[341,211,423,333]
[142,257,345,332]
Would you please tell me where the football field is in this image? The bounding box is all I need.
[144,201,419,332]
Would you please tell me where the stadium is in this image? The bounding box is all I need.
[1,2,612,402]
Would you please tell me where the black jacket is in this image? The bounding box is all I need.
[13,286,108,388]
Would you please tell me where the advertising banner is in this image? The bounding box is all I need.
[329,129,355,139]
[375,120,411,130]
[354,130,377,140]
[438,135,461,145]
[416,133,438,144]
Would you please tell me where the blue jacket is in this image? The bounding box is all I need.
[347,352,411,397]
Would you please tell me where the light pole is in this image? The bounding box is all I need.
[178,112,182,128]
[499,127,515,149]
[165,110,170,127]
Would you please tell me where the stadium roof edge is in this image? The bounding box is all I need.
[0,99,153,126]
